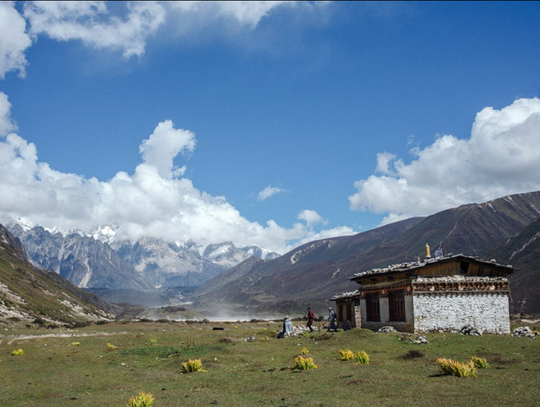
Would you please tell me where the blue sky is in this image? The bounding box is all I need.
[0,1,539,253]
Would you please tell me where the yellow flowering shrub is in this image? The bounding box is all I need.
[127,392,154,407]
[181,358,206,373]
[338,349,354,361]
[291,355,318,370]
[436,358,477,377]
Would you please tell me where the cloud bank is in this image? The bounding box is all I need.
[349,97,540,224]
[0,93,353,253]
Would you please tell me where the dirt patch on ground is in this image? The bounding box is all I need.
[1,331,129,345]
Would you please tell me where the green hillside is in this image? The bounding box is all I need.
[0,224,112,326]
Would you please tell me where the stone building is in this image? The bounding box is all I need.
[331,251,513,334]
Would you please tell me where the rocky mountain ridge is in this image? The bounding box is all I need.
[193,191,540,316]
[5,221,279,300]
[0,224,112,326]
[486,216,540,314]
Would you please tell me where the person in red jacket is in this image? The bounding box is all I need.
[306,307,315,332]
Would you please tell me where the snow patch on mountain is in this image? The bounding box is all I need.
[91,225,118,244]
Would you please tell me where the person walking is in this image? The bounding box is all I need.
[306,307,315,332]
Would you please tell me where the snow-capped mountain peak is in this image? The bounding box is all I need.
[91,224,118,244]
[6,222,279,293]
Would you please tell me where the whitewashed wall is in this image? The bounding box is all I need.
[413,293,510,334]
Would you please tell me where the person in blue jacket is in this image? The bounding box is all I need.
[328,307,337,331]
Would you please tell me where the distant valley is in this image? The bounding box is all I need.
[5,222,278,307]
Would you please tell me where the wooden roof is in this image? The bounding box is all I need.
[350,254,513,283]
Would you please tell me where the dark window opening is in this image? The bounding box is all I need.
[366,294,380,322]
[338,304,344,321]
[460,261,469,274]
[346,303,352,322]
[389,291,405,321]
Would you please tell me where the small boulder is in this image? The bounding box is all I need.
[412,335,428,344]
[377,326,397,333]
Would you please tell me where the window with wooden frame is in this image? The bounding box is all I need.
[389,290,406,321]
[366,294,380,321]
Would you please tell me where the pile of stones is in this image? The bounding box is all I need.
[411,335,428,344]
[398,334,429,344]
[377,326,397,333]
[460,324,482,336]
[512,326,537,338]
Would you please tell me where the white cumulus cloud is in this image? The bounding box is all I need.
[0,2,32,78]
[139,120,195,179]
[298,209,327,226]
[349,97,540,224]
[23,1,166,58]
[258,185,285,201]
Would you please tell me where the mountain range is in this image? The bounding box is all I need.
[2,190,540,319]
[5,221,279,306]
[192,191,540,316]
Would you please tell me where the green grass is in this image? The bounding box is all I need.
[1,321,539,406]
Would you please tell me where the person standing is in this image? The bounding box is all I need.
[306,307,315,332]
[328,307,337,332]
[284,315,292,337]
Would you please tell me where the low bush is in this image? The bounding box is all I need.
[181,358,206,373]
[470,356,489,369]
[355,351,370,364]
[127,392,154,407]
[338,349,354,361]
[436,358,477,377]
[291,355,318,370]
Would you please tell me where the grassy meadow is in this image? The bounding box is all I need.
[1,320,539,406]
